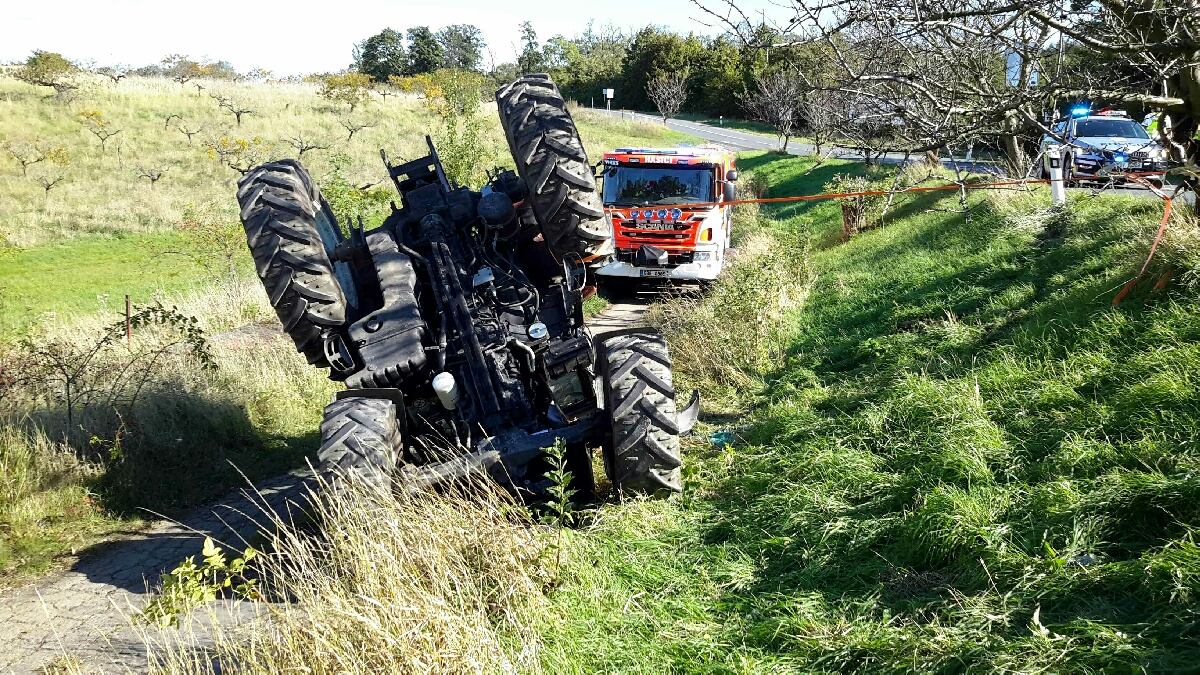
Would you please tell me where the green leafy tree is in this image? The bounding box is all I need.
[517,21,546,74]
[545,23,629,104]
[437,24,485,71]
[620,28,704,112]
[355,28,408,81]
[692,36,744,117]
[407,26,444,75]
[319,72,373,111]
[14,51,79,97]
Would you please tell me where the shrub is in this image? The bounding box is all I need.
[428,69,492,187]
[824,173,887,241]
[318,72,373,111]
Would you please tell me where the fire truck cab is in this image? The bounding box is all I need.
[595,146,738,286]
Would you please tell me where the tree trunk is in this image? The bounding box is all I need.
[1001,112,1028,177]
[782,135,790,152]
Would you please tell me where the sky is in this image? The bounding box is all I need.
[1,0,779,76]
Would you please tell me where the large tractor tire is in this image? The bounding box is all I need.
[236,159,355,367]
[601,331,683,495]
[317,396,402,492]
[495,74,613,266]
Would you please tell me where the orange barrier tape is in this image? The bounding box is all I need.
[603,170,1176,306]
[1112,174,1174,306]
[602,171,1169,213]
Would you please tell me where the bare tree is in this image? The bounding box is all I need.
[206,136,271,174]
[78,111,121,153]
[162,113,182,130]
[742,70,805,152]
[211,93,255,127]
[34,173,68,198]
[697,0,1200,189]
[338,116,377,141]
[95,64,131,84]
[178,124,205,144]
[1,138,66,177]
[136,166,168,188]
[285,134,329,158]
[798,88,842,156]
[646,72,689,123]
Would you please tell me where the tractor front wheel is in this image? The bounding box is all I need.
[236,159,355,368]
[317,396,403,492]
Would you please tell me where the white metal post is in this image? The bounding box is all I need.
[1047,144,1067,206]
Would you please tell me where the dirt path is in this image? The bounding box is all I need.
[588,298,649,333]
[0,303,649,673]
[0,471,313,673]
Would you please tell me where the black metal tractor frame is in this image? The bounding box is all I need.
[234,75,696,500]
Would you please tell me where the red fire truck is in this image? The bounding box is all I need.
[594,146,738,288]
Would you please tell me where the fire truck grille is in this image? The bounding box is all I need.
[617,249,694,266]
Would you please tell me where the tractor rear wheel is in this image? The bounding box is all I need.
[495,74,613,266]
[317,396,402,492]
[601,331,683,495]
[237,159,355,367]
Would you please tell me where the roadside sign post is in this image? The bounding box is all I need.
[604,88,614,111]
[1047,144,1067,206]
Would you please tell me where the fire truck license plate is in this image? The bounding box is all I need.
[639,269,669,277]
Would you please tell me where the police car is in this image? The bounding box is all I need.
[1041,108,1168,185]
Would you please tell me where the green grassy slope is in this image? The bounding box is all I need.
[0,77,696,334]
[541,152,1199,672]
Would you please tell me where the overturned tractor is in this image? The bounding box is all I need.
[234,75,697,498]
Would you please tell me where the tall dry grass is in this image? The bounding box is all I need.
[144,477,550,674]
[644,202,814,407]
[0,279,338,577]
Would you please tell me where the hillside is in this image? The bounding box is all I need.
[115,152,1200,673]
[3,73,1198,671]
[0,75,691,333]
[536,154,1200,671]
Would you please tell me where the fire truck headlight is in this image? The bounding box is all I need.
[699,228,713,242]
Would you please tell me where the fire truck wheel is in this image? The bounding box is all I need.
[317,396,402,492]
[237,159,355,367]
[495,74,613,266]
[602,331,682,495]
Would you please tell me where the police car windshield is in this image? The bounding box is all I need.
[1074,119,1148,139]
[602,165,713,206]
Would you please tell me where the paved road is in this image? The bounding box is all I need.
[587,108,1196,204]
[587,107,999,169]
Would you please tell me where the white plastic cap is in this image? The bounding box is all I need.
[432,372,459,410]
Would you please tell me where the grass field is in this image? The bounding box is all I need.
[6,72,1199,670]
[674,111,783,137]
[534,154,1200,671]
[0,76,695,335]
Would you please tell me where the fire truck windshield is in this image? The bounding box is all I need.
[602,165,714,206]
